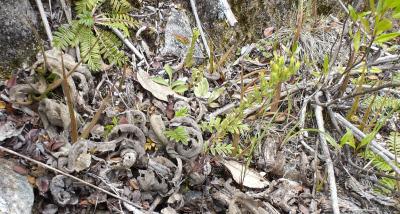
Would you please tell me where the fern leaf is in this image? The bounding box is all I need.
[104,13,138,29]
[363,95,400,112]
[79,27,102,71]
[76,0,103,14]
[388,132,400,155]
[363,150,394,172]
[78,11,95,27]
[96,29,127,66]
[98,21,130,37]
[53,23,78,49]
[165,127,189,145]
[109,0,132,13]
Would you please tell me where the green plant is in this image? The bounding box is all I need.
[184,28,201,68]
[193,77,225,105]
[175,107,189,118]
[362,95,400,112]
[53,0,138,71]
[337,0,400,98]
[104,116,119,137]
[165,127,189,145]
[206,141,235,156]
[201,114,249,156]
[153,64,188,94]
[269,50,301,112]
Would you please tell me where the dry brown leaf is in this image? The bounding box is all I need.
[0,100,5,109]
[222,160,269,189]
[136,69,187,102]
[263,27,275,37]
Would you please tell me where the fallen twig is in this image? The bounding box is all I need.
[34,0,53,43]
[314,92,340,214]
[189,0,211,57]
[322,82,400,107]
[112,28,145,60]
[0,145,144,210]
[219,0,238,26]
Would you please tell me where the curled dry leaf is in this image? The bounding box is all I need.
[222,160,269,189]
[136,69,187,102]
[263,27,275,37]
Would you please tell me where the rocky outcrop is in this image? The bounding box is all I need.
[0,158,34,214]
[0,0,39,79]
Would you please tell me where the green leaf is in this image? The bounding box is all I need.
[348,5,358,21]
[110,0,132,13]
[152,77,169,86]
[171,80,186,88]
[194,78,209,98]
[184,28,201,68]
[374,18,393,35]
[325,133,341,150]
[383,0,400,9]
[358,11,372,17]
[340,129,356,149]
[353,30,361,53]
[175,107,189,117]
[360,17,370,33]
[164,127,189,145]
[374,32,400,44]
[78,11,95,27]
[369,0,375,12]
[164,64,174,82]
[208,87,225,103]
[370,67,383,73]
[393,12,400,19]
[323,55,329,75]
[172,84,188,94]
[358,132,375,150]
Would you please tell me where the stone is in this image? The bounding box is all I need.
[0,0,39,79]
[0,158,34,214]
[161,9,203,62]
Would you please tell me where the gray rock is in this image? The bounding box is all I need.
[0,158,34,214]
[0,0,39,78]
[161,9,203,62]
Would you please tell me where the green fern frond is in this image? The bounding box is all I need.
[55,0,137,72]
[104,13,138,28]
[53,23,79,49]
[77,11,95,27]
[98,21,130,36]
[109,0,132,13]
[79,28,102,71]
[165,127,189,145]
[175,107,189,118]
[76,0,103,14]
[375,177,397,195]
[97,29,127,66]
[209,143,234,156]
[363,95,400,112]
[363,150,394,172]
[388,132,400,155]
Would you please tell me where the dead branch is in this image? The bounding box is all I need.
[189,0,211,57]
[314,92,340,214]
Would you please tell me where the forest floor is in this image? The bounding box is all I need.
[0,0,400,213]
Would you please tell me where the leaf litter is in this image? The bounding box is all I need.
[0,0,400,213]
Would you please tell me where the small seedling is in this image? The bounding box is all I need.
[153,64,188,94]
